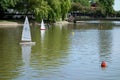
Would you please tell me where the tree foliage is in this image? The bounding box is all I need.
[0,0,71,21]
[33,0,50,21]
[70,0,90,13]
[72,0,90,7]
[98,0,114,16]
[61,0,71,20]
[0,0,117,21]
[0,0,19,9]
[47,0,61,21]
[70,0,115,17]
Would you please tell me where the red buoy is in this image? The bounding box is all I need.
[101,61,107,67]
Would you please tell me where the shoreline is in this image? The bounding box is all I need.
[0,20,70,27]
[0,20,23,27]
[0,19,120,27]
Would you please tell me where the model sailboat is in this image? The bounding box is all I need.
[20,16,35,45]
[40,19,46,30]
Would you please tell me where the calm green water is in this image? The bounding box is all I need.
[0,21,120,80]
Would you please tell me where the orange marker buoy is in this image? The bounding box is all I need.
[101,61,107,67]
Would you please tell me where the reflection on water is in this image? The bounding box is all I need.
[98,30,112,62]
[40,30,46,42]
[0,27,21,80]
[18,44,32,80]
[21,45,31,67]
[0,21,120,80]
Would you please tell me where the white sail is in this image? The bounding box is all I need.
[41,19,46,30]
[21,16,31,41]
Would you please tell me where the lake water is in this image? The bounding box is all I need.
[0,21,120,80]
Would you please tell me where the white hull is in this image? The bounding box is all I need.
[20,42,36,46]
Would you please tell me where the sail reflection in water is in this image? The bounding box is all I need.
[40,30,46,43]
[21,44,32,79]
[21,44,31,66]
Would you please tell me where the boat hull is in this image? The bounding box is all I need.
[19,41,36,46]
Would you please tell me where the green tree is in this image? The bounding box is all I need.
[70,2,82,11]
[33,0,50,21]
[70,0,90,13]
[47,0,71,21]
[0,0,71,21]
[61,0,71,20]
[72,0,90,7]
[98,0,114,16]
[47,0,61,21]
[15,0,71,21]
[0,0,19,9]
[15,0,50,21]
